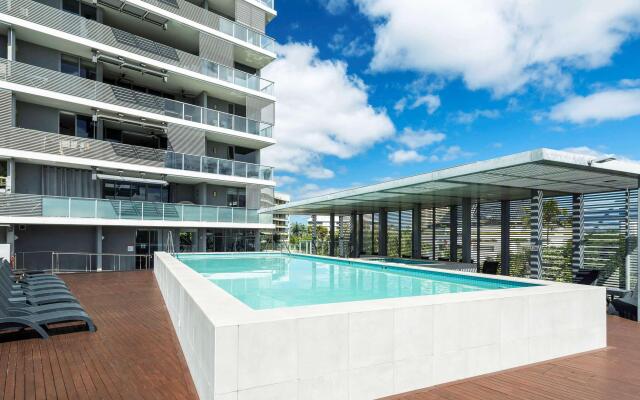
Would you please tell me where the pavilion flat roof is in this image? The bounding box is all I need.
[265,148,640,215]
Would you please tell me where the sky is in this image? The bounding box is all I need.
[260,0,640,206]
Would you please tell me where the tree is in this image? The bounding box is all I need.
[542,199,569,242]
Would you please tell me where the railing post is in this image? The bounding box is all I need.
[163,203,165,220]
[141,202,144,220]
[119,200,122,219]
[68,198,71,217]
[182,204,185,221]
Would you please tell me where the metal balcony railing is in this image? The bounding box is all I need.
[0,127,275,181]
[0,0,275,95]
[0,58,273,138]
[0,193,264,224]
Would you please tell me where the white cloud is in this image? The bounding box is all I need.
[261,43,395,179]
[276,175,297,186]
[389,149,426,164]
[562,146,614,159]
[355,0,640,95]
[329,32,372,58]
[396,128,445,149]
[428,146,473,162]
[412,95,441,114]
[324,0,349,15]
[453,109,501,125]
[550,88,640,123]
[393,97,407,113]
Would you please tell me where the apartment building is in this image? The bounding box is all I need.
[273,192,289,242]
[0,0,277,269]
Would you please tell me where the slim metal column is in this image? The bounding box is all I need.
[476,201,481,270]
[412,204,422,259]
[358,214,364,256]
[338,216,344,257]
[571,193,585,281]
[311,214,317,255]
[329,213,336,256]
[96,226,103,272]
[7,28,16,61]
[501,200,511,275]
[530,190,544,279]
[449,205,458,262]
[378,208,388,256]
[636,180,640,322]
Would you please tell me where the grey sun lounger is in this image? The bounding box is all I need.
[0,261,67,286]
[0,306,96,339]
[0,293,85,315]
[1,278,73,298]
[0,282,79,306]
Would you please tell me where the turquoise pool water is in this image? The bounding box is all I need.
[176,253,537,310]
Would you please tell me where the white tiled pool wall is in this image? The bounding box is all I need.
[154,252,607,400]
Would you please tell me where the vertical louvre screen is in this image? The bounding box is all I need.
[372,213,379,254]
[421,208,434,259]
[362,214,373,255]
[509,199,531,277]
[434,207,450,260]
[477,202,502,267]
[388,211,400,257]
[401,210,412,258]
[541,196,573,282]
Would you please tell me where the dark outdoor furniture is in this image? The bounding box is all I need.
[480,261,499,275]
[612,298,637,321]
[574,269,600,285]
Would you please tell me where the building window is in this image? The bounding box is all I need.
[60,54,96,80]
[226,188,246,208]
[59,112,95,138]
[62,0,97,20]
[103,181,169,203]
[59,112,75,136]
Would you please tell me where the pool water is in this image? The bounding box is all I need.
[176,253,537,310]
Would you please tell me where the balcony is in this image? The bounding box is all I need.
[108,0,276,52]
[0,127,275,182]
[0,193,274,225]
[0,0,275,95]
[0,58,274,139]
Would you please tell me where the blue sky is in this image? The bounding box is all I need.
[261,0,640,203]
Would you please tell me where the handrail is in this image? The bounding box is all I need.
[0,58,274,138]
[0,0,275,94]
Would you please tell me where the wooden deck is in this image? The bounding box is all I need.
[0,272,198,400]
[1,271,639,400]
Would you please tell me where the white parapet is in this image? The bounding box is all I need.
[154,252,607,400]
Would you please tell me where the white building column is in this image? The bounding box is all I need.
[7,27,16,61]
[6,158,15,194]
[96,226,103,271]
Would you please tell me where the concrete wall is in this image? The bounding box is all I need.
[155,252,607,400]
[16,40,60,71]
[14,163,42,194]
[16,101,59,134]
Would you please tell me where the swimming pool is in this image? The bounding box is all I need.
[155,252,606,400]
[366,257,438,265]
[177,253,536,310]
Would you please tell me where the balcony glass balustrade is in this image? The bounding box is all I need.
[0,58,274,138]
[40,196,263,224]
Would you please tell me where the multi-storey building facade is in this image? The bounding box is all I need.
[273,192,289,242]
[0,0,277,269]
